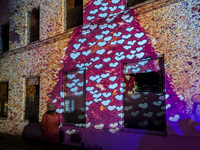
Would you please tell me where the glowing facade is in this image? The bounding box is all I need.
[0,0,200,149]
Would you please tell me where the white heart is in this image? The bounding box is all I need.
[102,30,110,35]
[109,76,117,81]
[126,27,134,32]
[108,83,118,89]
[156,111,165,117]
[119,121,124,125]
[95,35,104,40]
[131,111,139,116]
[131,68,140,73]
[93,0,102,6]
[127,40,136,45]
[109,6,117,11]
[125,16,133,23]
[126,54,135,59]
[111,0,120,4]
[118,113,124,118]
[107,105,116,111]
[109,128,119,134]
[116,106,123,111]
[99,23,108,29]
[138,39,147,46]
[101,100,111,106]
[115,95,123,100]
[104,36,112,42]
[110,122,118,128]
[94,98,102,103]
[122,34,131,39]
[87,16,95,21]
[90,24,98,30]
[118,5,125,10]
[82,30,90,35]
[138,103,148,109]
[94,124,104,129]
[153,101,162,106]
[143,112,153,118]
[86,122,91,128]
[124,106,133,111]
[82,23,90,29]
[94,64,103,69]
[96,49,106,55]
[86,87,94,91]
[136,52,145,59]
[98,42,107,47]
[108,23,117,29]
[131,94,140,99]
[78,38,86,43]
[121,14,130,20]
[86,101,93,106]
[134,32,144,38]
[89,75,100,81]
[76,63,84,68]
[93,93,102,98]
[103,92,111,98]
[82,50,92,56]
[89,9,98,14]
[101,73,110,78]
[169,114,180,122]
[109,62,118,67]
[99,6,108,11]
[136,47,143,52]
[98,13,108,18]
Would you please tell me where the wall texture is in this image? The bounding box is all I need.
[0,0,200,149]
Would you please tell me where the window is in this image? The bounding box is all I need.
[29,8,39,43]
[63,69,86,124]
[1,22,9,52]
[0,82,8,118]
[24,77,40,122]
[127,0,155,7]
[123,57,165,132]
[66,0,83,29]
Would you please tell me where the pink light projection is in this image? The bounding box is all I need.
[48,3,188,135]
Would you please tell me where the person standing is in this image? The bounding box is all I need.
[41,102,60,150]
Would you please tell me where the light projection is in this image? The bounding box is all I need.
[123,57,165,131]
[83,0,126,25]
[50,6,167,134]
[63,70,86,124]
[0,1,200,148]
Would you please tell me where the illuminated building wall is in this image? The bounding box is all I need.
[0,0,200,149]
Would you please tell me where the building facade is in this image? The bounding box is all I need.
[0,0,200,149]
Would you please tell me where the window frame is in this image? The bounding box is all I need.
[0,81,9,119]
[66,0,83,30]
[1,22,10,52]
[121,56,167,135]
[127,0,157,8]
[29,8,40,43]
[62,69,86,127]
[24,76,40,122]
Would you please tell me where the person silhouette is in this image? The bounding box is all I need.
[41,102,60,150]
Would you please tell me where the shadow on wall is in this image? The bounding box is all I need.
[177,118,200,137]
[22,121,42,149]
[136,118,200,150]
[192,94,200,120]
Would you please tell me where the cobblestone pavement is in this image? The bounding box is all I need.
[0,142,26,150]
[0,133,88,150]
[0,141,88,150]
[0,132,95,150]
[0,141,86,150]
